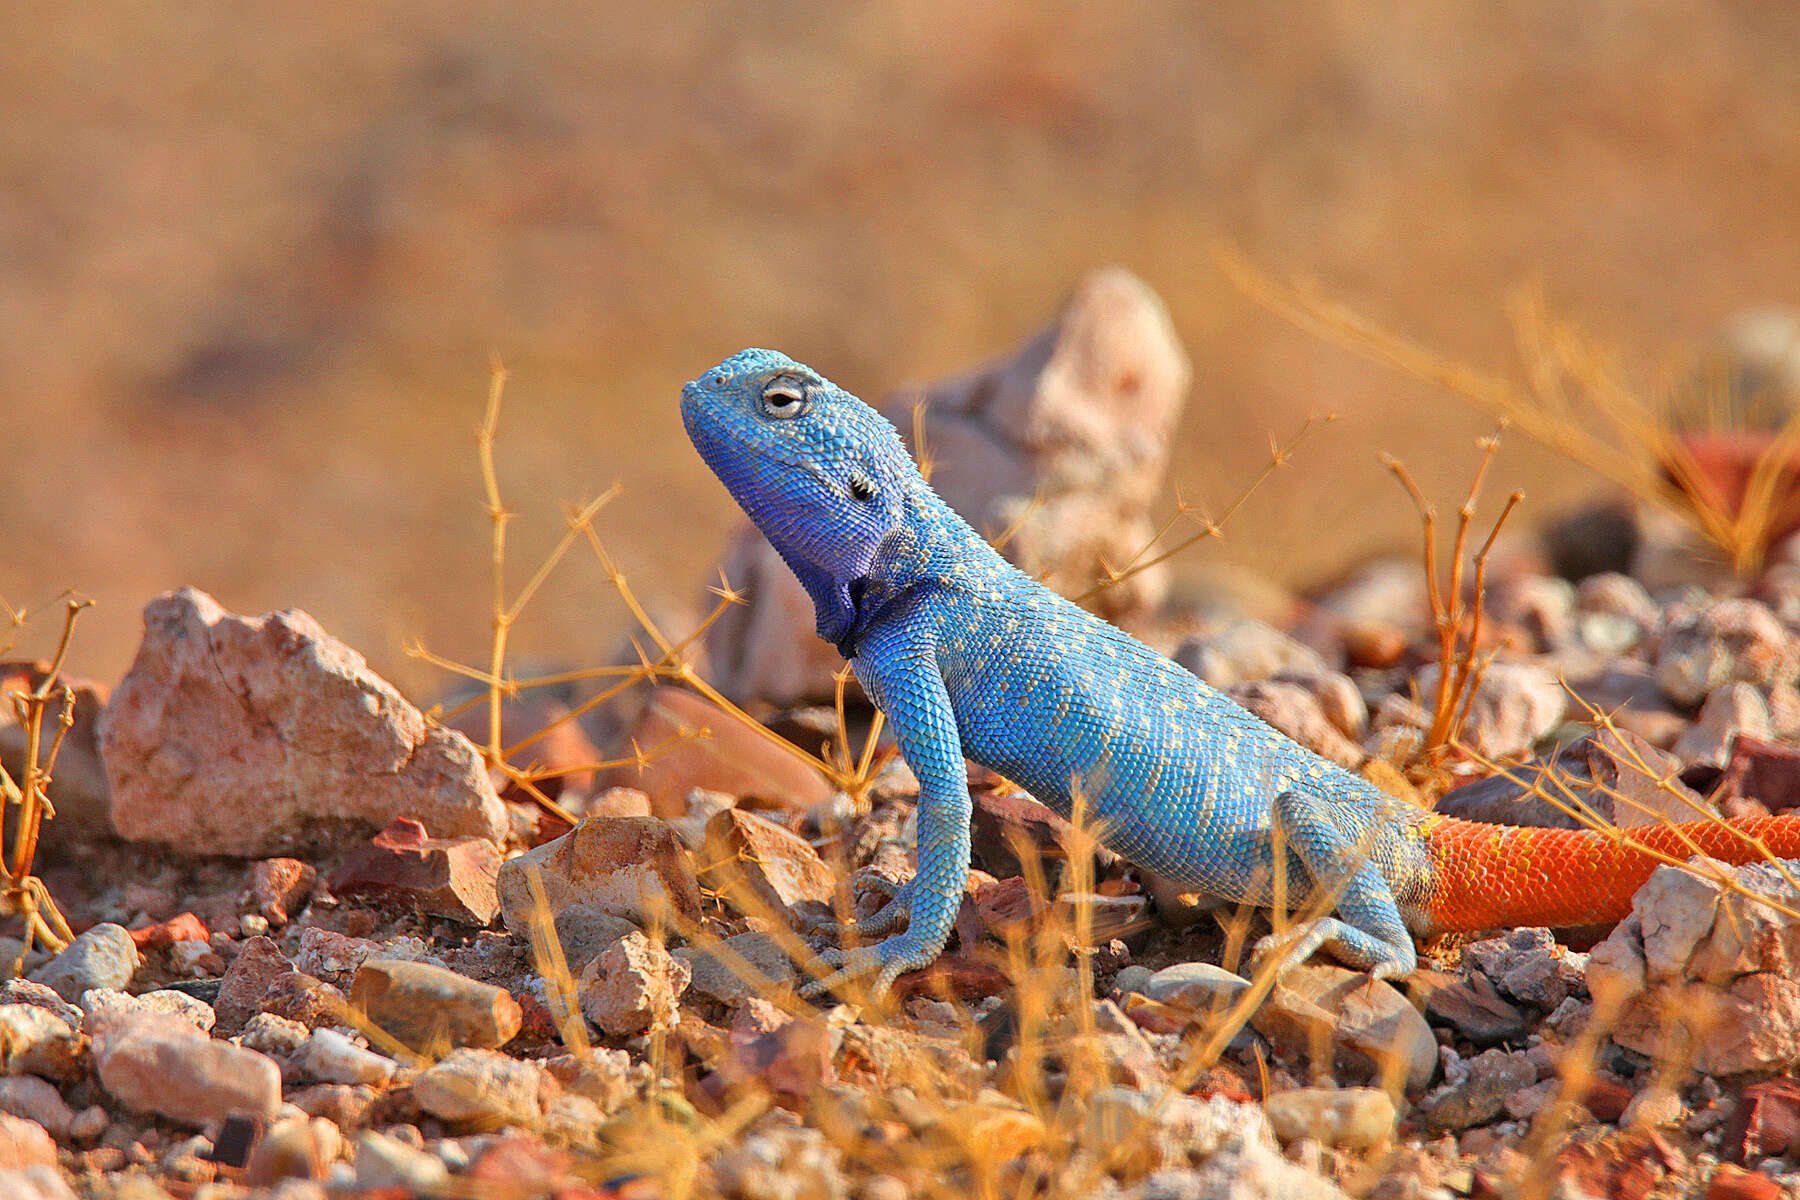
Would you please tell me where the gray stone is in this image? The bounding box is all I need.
[578,931,689,1035]
[291,1029,396,1086]
[1414,661,1566,759]
[1422,1048,1536,1131]
[1177,620,1330,689]
[1674,682,1770,768]
[27,923,137,1001]
[1141,963,1252,1017]
[354,1129,449,1192]
[549,904,637,972]
[1588,856,1800,1075]
[1654,598,1800,706]
[80,986,215,1032]
[675,932,797,1005]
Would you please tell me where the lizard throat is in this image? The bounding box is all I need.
[836,576,870,658]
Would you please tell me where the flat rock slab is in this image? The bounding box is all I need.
[328,817,501,926]
[100,587,507,856]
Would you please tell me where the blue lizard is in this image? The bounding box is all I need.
[681,348,1800,995]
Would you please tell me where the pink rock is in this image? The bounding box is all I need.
[328,818,501,926]
[94,1012,281,1128]
[1590,857,1800,1075]
[0,1114,55,1171]
[100,588,506,856]
[578,931,689,1036]
[701,809,836,922]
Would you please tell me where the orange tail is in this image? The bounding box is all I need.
[1423,812,1800,933]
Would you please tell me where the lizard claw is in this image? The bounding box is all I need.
[803,874,916,939]
[1248,917,1415,981]
[798,931,938,1001]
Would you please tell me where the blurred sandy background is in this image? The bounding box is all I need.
[5,3,1799,688]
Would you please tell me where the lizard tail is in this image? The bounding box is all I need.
[1422,812,1800,933]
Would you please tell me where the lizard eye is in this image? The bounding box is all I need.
[759,377,812,420]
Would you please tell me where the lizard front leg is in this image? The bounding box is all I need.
[802,619,969,999]
[1251,789,1418,980]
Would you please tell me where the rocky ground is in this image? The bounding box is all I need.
[7,279,1800,1200]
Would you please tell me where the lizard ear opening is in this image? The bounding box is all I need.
[848,469,877,501]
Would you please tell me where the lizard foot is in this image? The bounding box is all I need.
[798,930,940,1001]
[1249,917,1416,981]
[801,874,916,940]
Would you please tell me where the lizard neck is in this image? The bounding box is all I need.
[839,471,1001,654]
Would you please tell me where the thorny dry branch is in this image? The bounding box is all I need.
[0,593,89,967]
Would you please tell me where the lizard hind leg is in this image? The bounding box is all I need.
[1250,789,1418,980]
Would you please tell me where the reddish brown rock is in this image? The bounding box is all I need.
[465,1137,575,1193]
[213,936,295,1032]
[328,818,501,926]
[350,958,521,1053]
[593,688,833,816]
[254,972,347,1030]
[1712,1165,1782,1200]
[715,1015,840,1109]
[497,816,701,934]
[973,876,1049,939]
[891,954,1012,1002]
[246,858,318,927]
[1722,1080,1800,1163]
[969,789,1084,878]
[1717,737,1800,815]
[702,809,835,923]
[127,912,209,951]
[99,587,507,855]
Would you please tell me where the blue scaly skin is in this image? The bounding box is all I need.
[684,349,1800,995]
[681,348,1445,996]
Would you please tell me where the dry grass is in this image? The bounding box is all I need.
[1218,245,1800,578]
[1380,428,1524,779]
[0,593,87,969]
[406,361,893,816]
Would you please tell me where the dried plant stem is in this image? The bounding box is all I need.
[0,596,90,966]
[1076,413,1330,603]
[1384,430,1524,764]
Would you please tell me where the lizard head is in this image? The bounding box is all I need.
[682,348,910,654]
